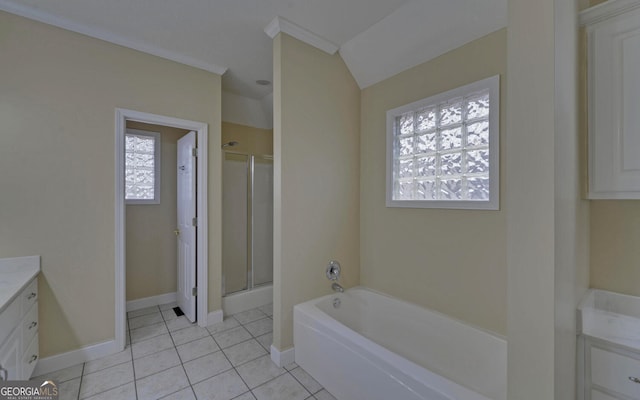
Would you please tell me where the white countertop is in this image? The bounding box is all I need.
[0,256,40,313]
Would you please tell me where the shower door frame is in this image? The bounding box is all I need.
[222,151,273,296]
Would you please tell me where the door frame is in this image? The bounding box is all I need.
[115,108,209,351]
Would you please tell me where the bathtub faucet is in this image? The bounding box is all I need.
[332,282,344,293]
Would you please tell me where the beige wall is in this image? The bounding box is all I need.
[360,29,507,336]
[0,11,221,357]
[125,122,189,301]
[221,122,273,156]
[591,201,640,294]
[273,33,360,350]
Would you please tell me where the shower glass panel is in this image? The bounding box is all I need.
[222,153,249,295]
[222,152,273,296]
[252,156,273,287]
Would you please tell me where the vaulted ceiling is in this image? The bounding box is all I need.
[0,0,507,100]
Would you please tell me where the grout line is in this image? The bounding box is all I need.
[159,303,194,398]
[76,363,85,400]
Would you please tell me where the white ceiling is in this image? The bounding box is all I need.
[0,0,506,100]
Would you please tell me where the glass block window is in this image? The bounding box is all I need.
[386,76,499,210]
[125,129,161,204]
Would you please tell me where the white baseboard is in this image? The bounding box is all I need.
[270,345,295,368]
[33,340,118,377]
[126,292,176,312]
[222,285,272,315]
[207,309,224,326]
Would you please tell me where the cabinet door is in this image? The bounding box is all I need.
[589,8,640,198]
[0,328,20,381]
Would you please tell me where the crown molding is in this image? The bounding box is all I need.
[264,16,339,55]
[0,0,228,75]
[580,0,640,26]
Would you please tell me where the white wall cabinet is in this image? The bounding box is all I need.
[582,0,640,199]
[0,277,39,381]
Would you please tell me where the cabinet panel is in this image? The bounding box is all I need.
[592,388,623,400]
[591,346,640,398]
[0,297,20,346]
[589,7,640,198]
[21,303,38,353]
[0,328,20,381]
[21,333,38,380]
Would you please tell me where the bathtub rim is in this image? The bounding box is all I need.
[294,285,507,400]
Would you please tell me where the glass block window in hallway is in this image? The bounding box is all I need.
[386,75,500,210]
[125,129,161,204]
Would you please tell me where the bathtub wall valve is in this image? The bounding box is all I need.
[326,261,341,281]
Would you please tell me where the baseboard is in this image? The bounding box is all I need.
[126,292,176,312]
[207,309,223,326]
[33,340,118,377]
[270,345,295,368]
[222,285,272,315]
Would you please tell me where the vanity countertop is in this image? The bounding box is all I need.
[0,256,40,313]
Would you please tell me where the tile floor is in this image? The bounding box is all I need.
[34,303,337,400]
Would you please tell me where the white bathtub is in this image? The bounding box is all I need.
[293,287,506,400]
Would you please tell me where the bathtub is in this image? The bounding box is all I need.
[293,287,506,400]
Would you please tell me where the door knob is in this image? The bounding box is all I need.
[174,229,180,236]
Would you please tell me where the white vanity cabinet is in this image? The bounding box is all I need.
[581,0,640,199]
[582,337,640,400]
[0,256,40,381]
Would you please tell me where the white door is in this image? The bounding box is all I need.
[177,131,197,322]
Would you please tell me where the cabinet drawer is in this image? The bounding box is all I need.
[21,334,38,380]
[0,297,20,345]
[592,347,640,398]
[592,388,624,400]
[21,303,38,353]
[21,279,37,311]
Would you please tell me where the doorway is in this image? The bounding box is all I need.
[115,109,209,351]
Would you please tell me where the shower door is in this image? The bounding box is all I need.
[222,153,249,295]
[251,156,273,287]
[222,153,273,296]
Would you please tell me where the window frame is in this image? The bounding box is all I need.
[125,129,161,205]
[385,75,500,210]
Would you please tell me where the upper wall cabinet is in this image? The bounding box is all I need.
[582,0,640,199]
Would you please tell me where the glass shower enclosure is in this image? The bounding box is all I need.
[222,152,273,296]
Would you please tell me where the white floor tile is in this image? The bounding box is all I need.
[233,309,267,325]
[132,333,174,359]
[171,325,210,346]
[79,361,134,399]
[236,355,286,389]
[161,387,196,400]
[213,326,252,349]
[244,318,272,337]
[129,312,164,330]
[183,351,232,384]
[83,382,136,400]
[223,339,267,367]
[177,336,220,362]
[84,347,132,375]
[133,347,181,379]
[57,377,81,400]
[258,304,273,317]
[207,317,240,335]
[136,365,190,400]
[313,389,337,400]
[161,308,180,321]
[283,362,298,371]
[289,367,322,395]
[130,321,169,343]
[33,363,83,384]
[166,316,195,332]
[192,369,248,400]
[256,333,273,351]
[128,306,160,319]
[232,392,257,400]
[252,373,309,400]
